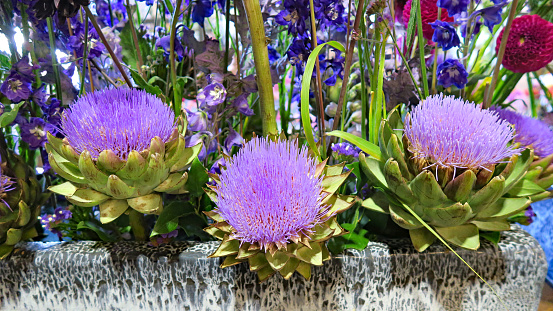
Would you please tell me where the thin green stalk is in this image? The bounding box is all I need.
[223,0,231,73]
[243,0,278,136]
[84,6,133,87]
[126,0,145,77]
[533,71,553,105]
[80,13,89,96]
[431,8,441,95]
[527,73,537,118]
[47,17,63,105]
[308,0,326,148]
[129,210,148,241]
[170,0,183,115]
[358,40,367,140]
[484,0,519,108]
[415,0,429,98]
[107,0,114,26]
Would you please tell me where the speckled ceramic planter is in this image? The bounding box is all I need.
[0,226,547,311]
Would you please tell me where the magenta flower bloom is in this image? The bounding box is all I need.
[214,138,329,250]
[490,107,553,157]
[61,88,175,159]
[405,95,520,170]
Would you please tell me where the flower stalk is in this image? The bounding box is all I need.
[129,210,148,241]
[170,0,183,116]
[47,17,63,106]
[242,0,278,137]
[484,0,519,108]
[308,0,326,147]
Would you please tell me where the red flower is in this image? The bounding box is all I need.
[496,14,553,73]
[403,0,453,41]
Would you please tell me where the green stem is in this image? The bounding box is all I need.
[129,210,148,241]
[431,8,441,95]
[126,0,145,77]
[484,0,519,108]
[47,17,63,106]
[308,0,326,148]
[527,73,537,117]
[80,13,89,95]
[415,0,429,98]
[170,0,183,116]
[84,6,133,88]
[242,0,278,136]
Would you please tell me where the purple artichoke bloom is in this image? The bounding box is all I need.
[437,59,468,89]
[490,107,553,157]
[192,0,215,27]
[0,165,16,209]
[155,35,185,61]
[1,73,32,102]
[214,138,330,250]
[233,93,255,116]
[186,109,208,132]
[405,94,520,171]
[275,0,309,35]
[437,0,469,16]
[198,83,227,113]
[469,2,507,32]
[223,125,243,152]
[331,142,361,158]
[20,117,56,149]
[430,20,461,51]
[60,88,176,159]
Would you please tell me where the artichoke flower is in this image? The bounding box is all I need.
[204,138,355,282]
[361,95,534,251]
[46,88,201,224]
[491,106,553,201]
[0,149,50,258]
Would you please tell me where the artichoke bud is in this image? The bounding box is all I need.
[474,164,495,189]
[97,150,125,173]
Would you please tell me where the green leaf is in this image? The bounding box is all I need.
[178,214,210,240]
[294,242,323,265]
[128,68,163,98]
[480,231,501,245]
[415,0,429,98]
[265,251,290,271]
[0,102,24,127]
[506,179,545,197]
[409,227,437,252]
[435,224,480,250]
[120,22,152,72]
[475,197,531,219]
[326,130,382,161]
[301,41,346,161]
[77,221,118,242]
[405,0,418,51]
[185,158,209,197]
[151,201,195,236]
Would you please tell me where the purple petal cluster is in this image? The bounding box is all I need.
[215,138,329,250]
[61,88,176,159]
[0,57,36,103]
[430,20,460,51]
[437,59,468,89]
[332,142,362,158]
[20,117,56,149]
[39,207,72,239]
[490,107,553,157]
[405,95,520,170]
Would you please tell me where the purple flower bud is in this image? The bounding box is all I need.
[233,93,254,116]
[224,126,243,153]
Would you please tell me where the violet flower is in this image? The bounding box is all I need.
[68,24,105,61]
[470,2,507,32]
[275,0,310,35]
[437,59,468,89]
[192,0,215,27]
[490,107,553,157]
[437,0,469,16]
[404,94,519,171]
[331,142,362,158]
[155,35,185,61]
[186,109,208,132]
[39,207,72,239]
[223,125,243,152]
[198,83,227,113]
[430,20,460,51]
[1,73,32,102]
[20,117,55,149]
[214,138,329,250]
[233,93,255,116]
[61,88,176,159]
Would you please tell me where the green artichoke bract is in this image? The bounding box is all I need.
[360,95,534,251]
[203,138,354,282]
[46,88,202,224]
[0,149,50,258]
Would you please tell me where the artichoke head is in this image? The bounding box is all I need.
[360,109,535,251]
[46,129,202,224]
[0,149,50,258]
[204,161,355,282]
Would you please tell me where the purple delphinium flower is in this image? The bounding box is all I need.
[315,0,346,30]
[404,94,520,171]
[186,109,208,132]
[525,206,536,224]
[197,83,227,113]
[39,207,72,239]
[192,0,215,27]
[214,138,330,251]
[275,0,309,35]
[437,0,469,16]
[1,73,32,102]
[41,98,63,126]
[469,2,507,32]
[223,125,243,152]
[68,24,105,61]
[436,59,468,89]
[61,88,176,159]
[95,0,127,26]
[430,20,460,51]
[32,85,48,106]
[209,157,227,175]
[323,51,344,86]
[233,93,255,116]
[20,117,55,149]
[267,45,281,65]
[490,107,553,157]
[11,56,37,82]
[155,35,185,61]
[331,142,361,158]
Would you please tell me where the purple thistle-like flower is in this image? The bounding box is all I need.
[215,138,329,251]
[405,95,520,171]
[437,59,468,89]
[490,107,553,157]
[61,88,176,160]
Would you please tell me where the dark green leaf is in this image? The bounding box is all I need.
[185,157,209,197]
[480,231,501,245]
[77,221,118,242]
[128,69,164,98]
[178,214,210,240]
[151,201,195,236]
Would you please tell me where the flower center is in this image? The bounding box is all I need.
[519,36,526,46]
[285,10,299,23]
[8,80,22,92]
[30,125,45,138]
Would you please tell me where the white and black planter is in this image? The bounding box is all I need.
[0,226,547,310]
